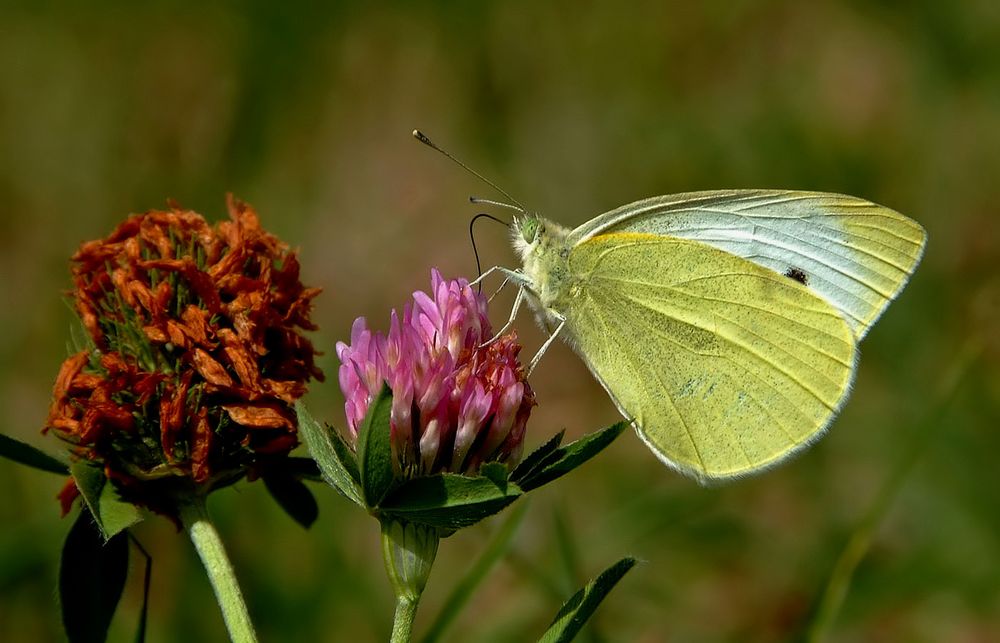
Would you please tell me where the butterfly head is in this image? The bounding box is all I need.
[518,215,541,243]
[511,214,572,266]
[512,214,543,260]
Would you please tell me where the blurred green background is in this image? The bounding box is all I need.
[2,1,998,641]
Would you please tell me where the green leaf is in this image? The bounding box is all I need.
[296,401,364,507]
[274,455,323,482]
[0,433,69,474]
[479,461,509,486]
[510,430,564,482]
[70,461,143,540]
[421,501,528,643]
[538,557,637,643]
[517,422,628,492]
[60,508,130,643]
[329,427,361,485]
[381,473,522,530]
[356,384,396,508]
[264,474,319,529]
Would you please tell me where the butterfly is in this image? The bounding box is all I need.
[484,189,926,482]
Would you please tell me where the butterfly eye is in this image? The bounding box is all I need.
[520,217,540,244]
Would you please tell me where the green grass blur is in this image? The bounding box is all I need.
[1,1,998,641]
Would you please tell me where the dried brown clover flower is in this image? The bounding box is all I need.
[45,196,323,514]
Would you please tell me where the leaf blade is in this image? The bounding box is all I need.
[60,508,130,643]
[356,384,396,508]
[264,474,319,529]
[517,422,627,492]
[0,433,69,474]
[296,401,364,507]
[381,473,522,530]
[509,430,564,482]
[538,557,638,643]
[70,461,143,540]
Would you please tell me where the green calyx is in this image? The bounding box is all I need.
[381,519,441,602]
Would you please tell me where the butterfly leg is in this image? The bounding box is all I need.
[480,284,525,347]
[527,313,566,377]
[486,277,510,303]
[470,265,525,289]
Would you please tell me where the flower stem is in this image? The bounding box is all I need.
[391,597,420,643]
[179,496,258,643]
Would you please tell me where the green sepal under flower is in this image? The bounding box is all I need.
[298,387,627,534]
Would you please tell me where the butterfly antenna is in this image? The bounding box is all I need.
[469,212,509,293]
[412,129,527,212]
[469,196,525,213]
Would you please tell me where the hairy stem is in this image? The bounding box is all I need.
[179,497,258,643]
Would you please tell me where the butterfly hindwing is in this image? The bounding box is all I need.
[557,232,858,480]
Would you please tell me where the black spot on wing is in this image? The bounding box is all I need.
[784,267,808,285]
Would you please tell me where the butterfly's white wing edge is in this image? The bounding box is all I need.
[568,189,928,342]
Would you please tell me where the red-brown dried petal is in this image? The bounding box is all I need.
[266,379,308,404]
[252,432,297,454]
[222,402,294,429]
[140,218,174,259]
[166,320,188,348]
[160,371,193,458]
[70,372,103,391]
[130,280,157,318]
[47,417,80,434]
[80,402,133,442]
[133,373,165,405]
[190,408,213,483]
[191,348,233,387]
[51,352,89,402]
[180,305,212,346]
[218,329,261,392]
[144,325,169,343]
[74,299,102,343]
[57,478,81,516]
[111,266,137,309]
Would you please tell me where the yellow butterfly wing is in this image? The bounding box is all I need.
[558,232,858,480]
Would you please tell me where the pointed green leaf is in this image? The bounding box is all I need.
[296,401,364,507]
[356,384,396,508]
[330,426,361,485]
[510,430,564,482]
[60,508,130,643]
[274,455,323,482]
[264,474,319,529]
[538,557,637,643]
[381,473,522,530]
[98,481,144,539]
[479,461,509,486]
[70,461,143,540]
[0,433,69,474]
[518,422,628,492]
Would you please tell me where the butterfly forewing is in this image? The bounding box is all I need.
[568,190,927,339]
[558,232,857,479]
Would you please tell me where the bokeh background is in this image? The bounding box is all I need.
[2,1,998,641]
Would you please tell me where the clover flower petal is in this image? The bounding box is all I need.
[336,269,534,478]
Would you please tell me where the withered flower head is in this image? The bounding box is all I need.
[45,196,323,515]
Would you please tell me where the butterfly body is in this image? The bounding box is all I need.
[508,190,926,482]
